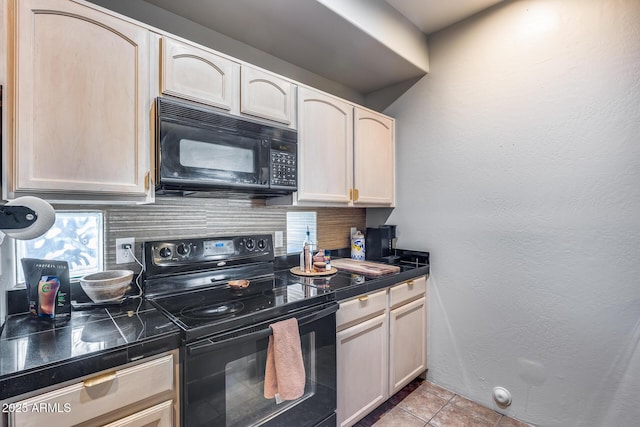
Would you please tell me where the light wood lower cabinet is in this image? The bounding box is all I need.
[337,313,389,427]
[104,400,173,427]
[389,296,427,394]
[6,350,179,427]
[336,276,427,427]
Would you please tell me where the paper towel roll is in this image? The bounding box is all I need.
[2,196,56,240]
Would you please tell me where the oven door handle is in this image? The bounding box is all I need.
[187,303,338,356]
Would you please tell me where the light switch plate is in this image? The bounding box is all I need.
[274,231,284,248]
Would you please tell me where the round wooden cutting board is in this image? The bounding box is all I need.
[289,266,338,277]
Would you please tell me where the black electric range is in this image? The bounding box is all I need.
[142,235,338,427]
[143,235,334,342]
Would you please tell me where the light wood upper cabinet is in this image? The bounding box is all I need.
[5,0,155,203]
[297,86,353,204]
[241,66,296,127]
[353,108,395,206]
[271,88,395,207]
[161,36,239,112]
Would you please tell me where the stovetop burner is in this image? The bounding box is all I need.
[180,301,245,320]
[142,234,335,342]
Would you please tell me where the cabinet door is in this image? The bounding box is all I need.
[161,36,239,112]
[9,0,153,202]
[103,400,173,427]
[337,313,388,427]
[353,108,395,205]
[241,66,295,126]
[389,296,426,395]
[297,87,353,204]
[10,354,175,426]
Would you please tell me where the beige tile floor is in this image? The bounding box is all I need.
[355,379,533,427]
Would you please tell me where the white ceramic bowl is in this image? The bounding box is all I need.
[80,270,133,303]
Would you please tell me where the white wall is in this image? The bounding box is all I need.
[385,0,640,425]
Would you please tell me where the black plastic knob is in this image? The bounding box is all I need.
[257,239,266,250]
[245,238,255,250]
[176,243,190,256]
[159,247,172,258]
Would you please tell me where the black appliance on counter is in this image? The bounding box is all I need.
[143,234,337,427]
[155,97,297,197]
[365,225,397,261]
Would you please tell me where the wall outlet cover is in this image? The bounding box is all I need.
[115,237,135,264]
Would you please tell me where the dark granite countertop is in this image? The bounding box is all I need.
[0,298,181,400]
[274,249,430,301]
[1,249,428,401]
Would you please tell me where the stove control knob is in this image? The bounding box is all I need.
[257,239,266,250]
[159,247,172,258]
[245,238,255,251]
[176,243,190,256]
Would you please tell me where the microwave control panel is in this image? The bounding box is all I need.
[271,150,297,188]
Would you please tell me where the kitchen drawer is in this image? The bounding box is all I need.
[389,276,427,309]
[337,289,387,331]
[10,354,174,427]
[104,400,173,427]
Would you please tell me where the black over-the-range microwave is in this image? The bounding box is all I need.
[155,97,297,197]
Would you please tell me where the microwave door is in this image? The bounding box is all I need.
[159,121,270,189]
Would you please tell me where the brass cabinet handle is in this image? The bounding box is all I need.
[358,295,368,302]
[354,188,359,201]
[144,171,150,191]
[83,371,116,388]
[407,280,414,287]
[349,188,353,201]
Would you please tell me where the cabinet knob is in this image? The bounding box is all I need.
[83,371,116,388]
[407,280,414,287]
[358,295,368,302]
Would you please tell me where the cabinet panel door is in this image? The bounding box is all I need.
[337,313,388,427]
[389,297,426,395]
[241,66,295,126]
[161,37,239,111]
[297,87,353,204]
[12,0,152,198]
[103,400,173,427]
[353,108,395,205]
[10,354,174,426]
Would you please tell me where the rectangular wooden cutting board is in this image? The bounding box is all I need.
[331,258,400,276]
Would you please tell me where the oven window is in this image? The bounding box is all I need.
[225,333,316,427]
[180,138,255,173]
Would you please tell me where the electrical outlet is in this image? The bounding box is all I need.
[274,231,284,248]
[115,237,135,264]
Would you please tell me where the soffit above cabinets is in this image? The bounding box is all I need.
[138,0,502,95]
[386,0,505,34]
[142,0,428,94]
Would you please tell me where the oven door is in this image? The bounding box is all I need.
[158,116,270,191]
[183,302,337,427]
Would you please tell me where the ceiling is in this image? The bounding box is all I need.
[386,0,504,34]
[142,0,503,94]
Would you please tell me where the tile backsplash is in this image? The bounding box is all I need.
[70,196,365,271]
